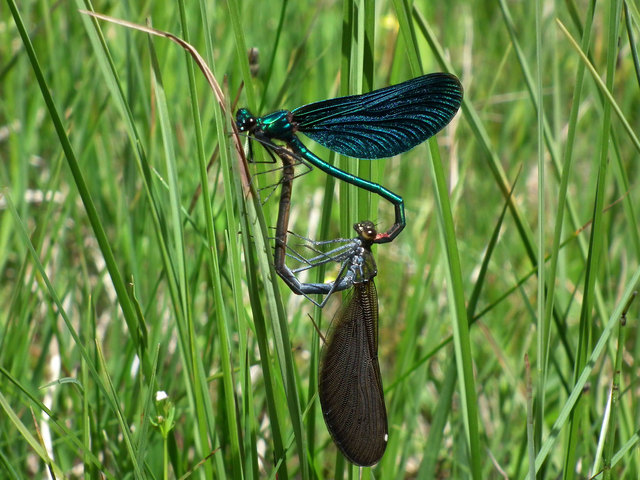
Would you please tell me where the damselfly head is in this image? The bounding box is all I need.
[353,221,377,244]
[236,108,257,133]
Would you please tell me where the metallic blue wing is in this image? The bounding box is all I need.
[292,73,463,159]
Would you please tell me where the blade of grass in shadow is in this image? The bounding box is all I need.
[240,179,296,479]
[309,166,338,468]
[220,158,259,476]
[232,156,291,478]
[226,108,290,480]
[241,351,260,479]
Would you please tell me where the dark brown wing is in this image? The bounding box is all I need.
[318,280,387,466]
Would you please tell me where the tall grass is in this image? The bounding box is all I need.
[2,0,639,478]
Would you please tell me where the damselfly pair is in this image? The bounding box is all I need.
[238,74,463,466]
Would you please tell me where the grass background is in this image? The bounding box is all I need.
[2,0,640,478]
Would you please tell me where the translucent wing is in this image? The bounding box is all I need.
[292,73,463,159]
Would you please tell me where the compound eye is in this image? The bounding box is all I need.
[236,109,257,132]
[239,117,256,133]
[354,221,377,241]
